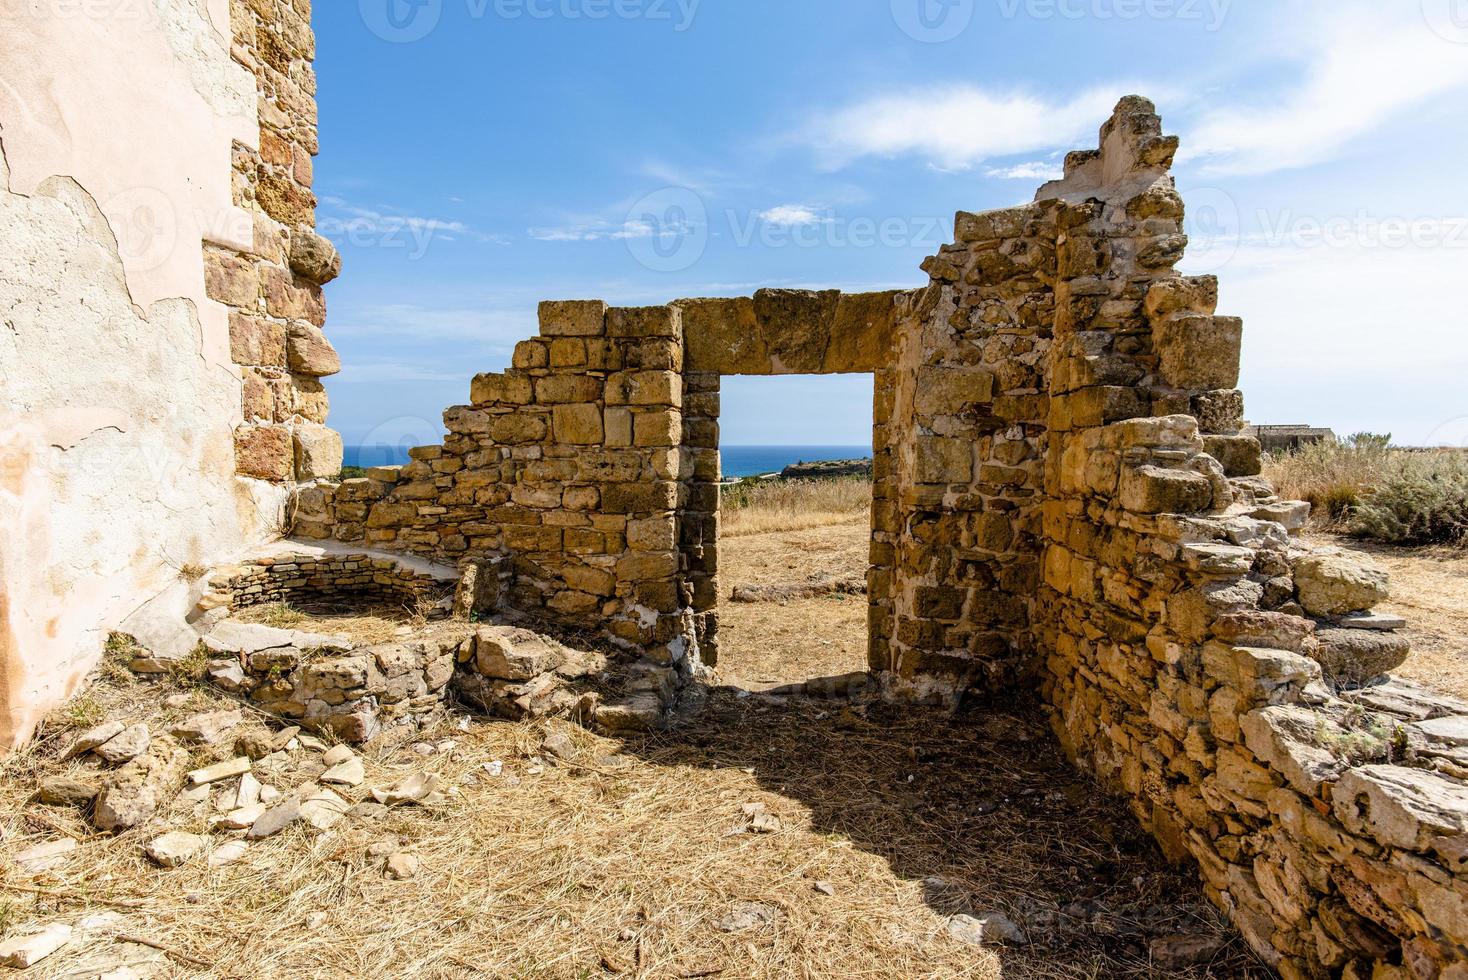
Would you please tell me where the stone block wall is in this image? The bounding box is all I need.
[219,0,344,483]
[279,95,1467,974]
[198,551,457,617]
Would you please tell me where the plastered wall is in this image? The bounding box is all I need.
[0,0,332,746]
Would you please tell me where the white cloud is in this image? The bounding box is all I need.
[318,196,507,246]
[1184,6,1468,175]
[985,161,1065,181]
[758,204,827,226]
[331,361,466,384]
[797,85,1130,171]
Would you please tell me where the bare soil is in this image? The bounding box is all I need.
[0,657,1259,979]
[715,518,871,687]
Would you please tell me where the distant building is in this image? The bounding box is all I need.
[1244,424,1337,454]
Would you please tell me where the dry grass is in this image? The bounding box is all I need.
[721,478,871,537]
[716,522,871,687]
[0,653,1259,979]
[235,600,423,646]
[1263,438,1468,545]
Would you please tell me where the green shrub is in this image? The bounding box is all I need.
[1348,451,1468,546]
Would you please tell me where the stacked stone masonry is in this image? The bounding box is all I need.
[287,97,1466,976]
[218,0,344,484]
[198,551,458,617]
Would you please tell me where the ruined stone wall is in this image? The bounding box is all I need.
[0,0,333,746]
[220,0,344,482]
[1029,100,1467,977]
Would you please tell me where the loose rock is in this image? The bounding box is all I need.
[187,757,252,786]
[95,724,151,764]
[65,721,124,759]
[38,776,101,807]
[15,839,78,872]
[209,840,250,867]
[145,832,205,868]
[947,913,1028,946]
[321,757,365,787]
[0,923,73,968]
[385,852,420,880]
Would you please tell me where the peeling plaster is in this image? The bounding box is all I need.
[0,1,279,746]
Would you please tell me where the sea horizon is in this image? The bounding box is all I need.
[344,444,871,479]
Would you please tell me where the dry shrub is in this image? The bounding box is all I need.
[1350,451,1468,546]
[1264,435,1468,546]
[721,478,870,537]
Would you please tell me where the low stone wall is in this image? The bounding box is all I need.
[199,550,457,618]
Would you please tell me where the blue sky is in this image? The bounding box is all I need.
[318,0,1468,451]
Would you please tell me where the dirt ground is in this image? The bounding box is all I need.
[1308,534,1468,701]
[715,518,871,687]
[0,661,1258,979]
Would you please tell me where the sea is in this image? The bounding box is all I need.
[345,444,871,479]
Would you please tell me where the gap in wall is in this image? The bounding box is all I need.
[713,375,874,691]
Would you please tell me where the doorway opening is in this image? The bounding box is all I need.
[706,375,876,694]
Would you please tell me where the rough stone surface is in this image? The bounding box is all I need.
[0,923,73,968]
[145,831,205,868]
[1293,549,1391,616]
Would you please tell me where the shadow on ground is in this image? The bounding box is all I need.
[615,687,1273,979]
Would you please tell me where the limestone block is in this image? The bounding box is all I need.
[293,425,343,480]
[289,376,330,422]
[235,424,293,481]
[914,436,972,485]
[1155,314,1242,390]
[536,374,603,404]
[633,409,681,447]
[1119,465,1212,514]
[474,627,566,680]
[204,247,259,308]
[288,228,342,284]
[1145,274,1218,318]
[608,370,682,408]
[604,407,633,447]
[1312,629,1410,683]
[552,403,604,445]
[539,299,607,337]
[913,366,995,418]
[1204,434,1262,477]
[1293,549,1389,616]
[607,305,680,339]
[513,340,549,368]
[679,297,766,374]
[230,312,286,367]
[1332,765,1468,854]
[471,372,534,406]
[286,321,340,376]
[490,413,548,444]
[753,288,840,373]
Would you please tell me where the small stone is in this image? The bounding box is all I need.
[322,745,355,767]
[187,757,252,786]
[412,742,436,757]
[0,923,73,968]
[145,831,204,868]
[213,804,267,831]
[1415,716,1468,747]
[234,731,276,760]
[259,784,282,803]
[209,840,250,867]
[320,757,365,787]
[171,710,244,745]
[713,902,777,933]
[813,881,836,896]
[95,724,151,764]
[367,841,397,857]
[306,911,329,930]
[65,720,124,759]
[38,776,101,807]
[348,801,388,821]
[15,839,78,872]
[1150,933,1224,969]
[371,773,440,806]
[541,733,575,761]
[235,773,263,808]
[947,913,1028,946]
[749,813,782,834]
[300,789,350,831]
[385,852,420,880]
[1338,612,1408,632]
[165,693,193,708]
[247,799,302,840]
